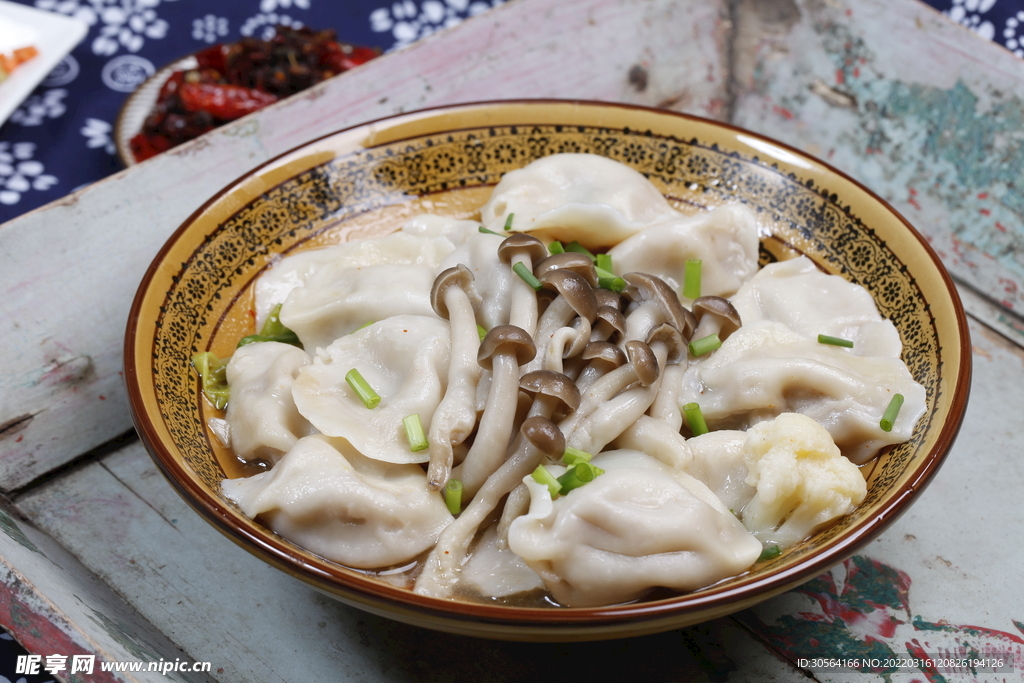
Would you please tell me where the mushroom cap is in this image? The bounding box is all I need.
[519,370,581,412]
[497,233,548,266]
[538,269,598,322]
[582,341,627,369]
[622,272,696,338]
[646,323,686,365]
[594,305,627,340]
[533,252,599,287]
[625,339,660,387]
[520,416,566,458]
[691,296,742,339]
[593,288,623,310]
[430,264,480,320]
[478,325,537,369]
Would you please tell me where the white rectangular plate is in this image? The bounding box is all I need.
[0,1,87,127]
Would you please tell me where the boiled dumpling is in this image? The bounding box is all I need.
[291,315,450,464]
[609,204,761,299]
[436,231,512,330]
[256,228,459,330]
[281,264,437,352]
[729,256,903,358]
[222,434,452,568]
[679,320,926,464]
[224,341,313,464]
[682,430,756,514]
[479,153,681,248]
[507,467,762,607]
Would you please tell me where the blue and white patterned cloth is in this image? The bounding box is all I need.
[0,0,1011,223]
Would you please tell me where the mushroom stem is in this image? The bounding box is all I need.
[453,351,520,498]
[648,362,687,432]
[508,254,539,335]
[495,483,530,550]
[427,283,482,489]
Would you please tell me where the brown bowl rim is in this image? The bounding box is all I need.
[124,98,972,632]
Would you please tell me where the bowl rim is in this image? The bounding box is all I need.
[124,98,972,632]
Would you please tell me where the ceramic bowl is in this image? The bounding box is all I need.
[124,100,971,641]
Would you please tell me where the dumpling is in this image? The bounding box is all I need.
[507,467,762,607]
[222,435,452,568]
[437,231,511,330]
[256,228,459,330]
[291,315,450,464]
[609,204,761,299]
[679,320,926,464]
[461,524,545,599]
[729,256,903,358]
[224,341,313,464]
[280,264,437,352]
[682,430,756,514]
[400,213,481,246]
[479,153,682,248]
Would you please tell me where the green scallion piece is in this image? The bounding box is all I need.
[818,334,854,348]
[758,544,782,562]
[548,240,565,255]
[683,259,702,300]
[557,462,605,493]
[479,225,503,236]
[503,213,515,231]
[238,303,303,348]
[565,240,597,262]
[444,479,463,515]
[355,320,375,331]
[683,402,709,436]
[191,352,230,410]
[513,261,543,290]
[345,368,381,409]
[561,447,593,465]
[477,324,487,341]
[531,465,563,498]
[598,276,626,292]
[688,333,722,357]
[403,413,429,452]
[596,253,613,273]
[879,393,905,432]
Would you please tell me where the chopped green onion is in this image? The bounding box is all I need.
[683,259,702,300]
[565,241,597,262]
[548,240,565,255]
[345,368,381,409]
[561,447,593,465]
[596,253,613,273]
[557,462,605,493]
[513,261,543,290]
[238,303,303,348]
[531,465,563,497]
[444,479,463,515]
[598,276,626,292]
[191,352,230,410]
[403,414,429,452]
[479,225,503,236]
[503,213,515,231]
[356,320,375,331]
[594,265,626,292]
[683,402,709,436]
[758,544,781,562]
[818,334,854,348]
[476,324,487,341]
[689,333,722,357]
[879,393,905,432]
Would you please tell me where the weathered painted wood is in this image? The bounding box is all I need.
[13,442,798,682]
[729,0,1024,343]
[0,0,731,492]
[0,500,215,683]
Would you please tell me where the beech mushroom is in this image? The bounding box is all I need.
[426,265,483,489]
[498,233,547,336]
[575,341,628,391]
[415,416,565,598]
[522,269,597,374]
[622,272,696,341]
[452,325,536,498]
[533,252,599,287]
[689,295,742,342]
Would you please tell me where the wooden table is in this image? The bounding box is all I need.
[2,0,1022,680]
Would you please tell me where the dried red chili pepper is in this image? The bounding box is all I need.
[178,82,279,120]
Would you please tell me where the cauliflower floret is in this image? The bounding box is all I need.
[740,413,866,547]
